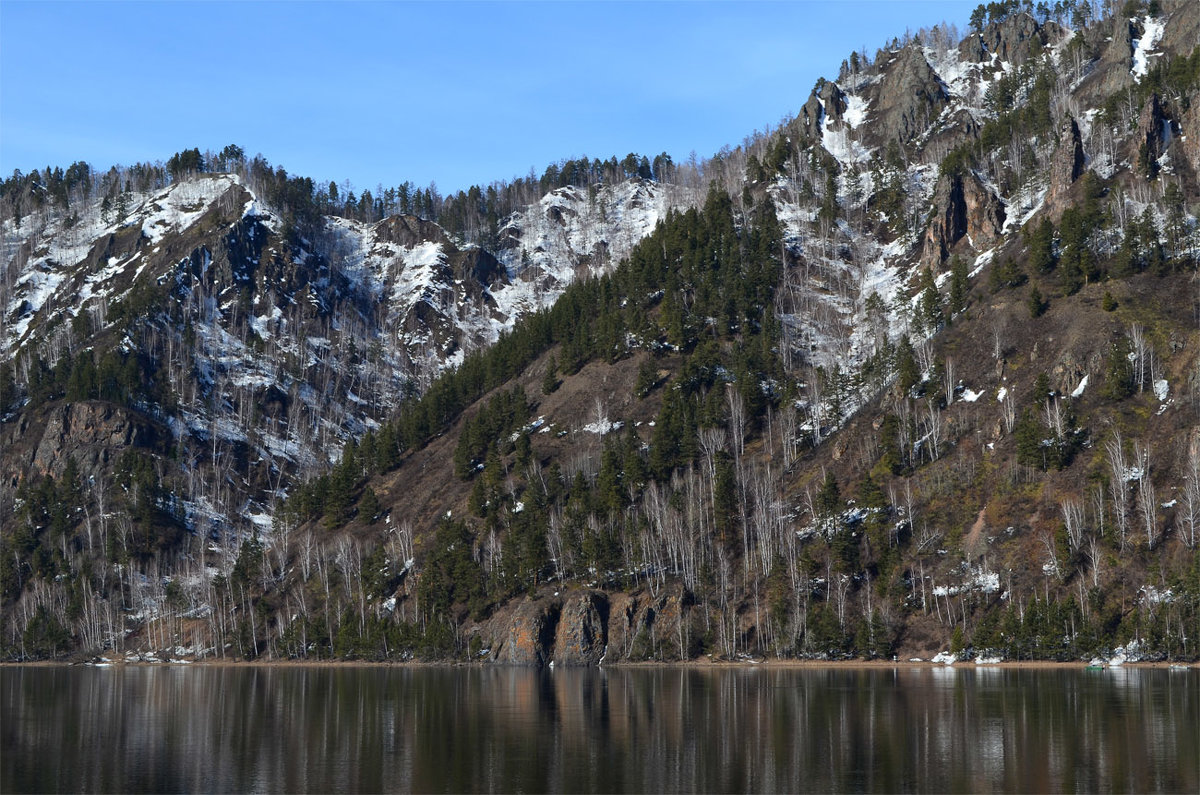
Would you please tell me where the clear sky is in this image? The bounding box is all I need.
[1,1,980,196]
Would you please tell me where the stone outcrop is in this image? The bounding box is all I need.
[1181,101,1200,178]
[873,45,947,145]
[0,401,164,490]
[492,598,562,666]
[481,587,690,666]
[921,169,1006,268]
[1136,93,1168,174]
[800,80,847,140]
[959,13,1062,67]
[552,590,609,665]
[1160,0,1200,59]
[1094,14,1136,97]
[376,213,506,290]
[1049,116,1086,207]
[374,213,451,250]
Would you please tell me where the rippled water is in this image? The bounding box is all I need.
[2,664,1196,793]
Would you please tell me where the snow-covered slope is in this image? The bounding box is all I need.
[489,178,687,331]
[3,175,259,356]
[0,170,687,539]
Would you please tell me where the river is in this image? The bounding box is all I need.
[2,664,1196,793]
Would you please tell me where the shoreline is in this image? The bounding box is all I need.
[2,657,1195,670]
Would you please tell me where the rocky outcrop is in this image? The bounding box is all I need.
[1136,93,1168,175]
[1095,15,1136,96]
[872,45,947,145]
[921,169,1006,268]
[1049,117,1086,206]
[375,213,506,291]
[600,590,688,661]
[492,598,562,666]
[801,80,848,140]
[1160,0,1200,59]
[0,401,164,487]
[553,590,609,665]
[1182,101,1200,178]
[481,587,690,666]
[80,224,146,277]
[451,248,506,292]
[959,13,1061,66]
[375,213,451,250]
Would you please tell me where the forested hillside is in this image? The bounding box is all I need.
[2,0,1199,664]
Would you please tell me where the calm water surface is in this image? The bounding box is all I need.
[2,664,1196,793]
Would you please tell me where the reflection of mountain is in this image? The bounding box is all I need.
[4,667,1195,792]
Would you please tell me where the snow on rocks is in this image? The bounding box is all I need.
[138,175,241,244]
[582,419,623,435]
[1131,15,1165,78]
[959,388,983,403]
[3,174,253,357]
[494,179,683,308]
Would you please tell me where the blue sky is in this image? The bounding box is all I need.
[1,1,979,196]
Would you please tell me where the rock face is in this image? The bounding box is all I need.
[1160,0,1200,58]
[1136,93,1168,174]
[493,599,562,666]
[376,213,506,292]
[921,170,1006,268]
[1049,117,1086,207]
[483,587,688,666]
[800,80,848,140]
[972,13,1059,66]
[1095,14,1136,97]
[553,590,609,665]
[873,45,947,145]
[1182,102,1200,178]
[0,401,163,489]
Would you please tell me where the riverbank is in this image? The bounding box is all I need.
[3,656,1195,669]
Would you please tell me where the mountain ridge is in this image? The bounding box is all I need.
[2,0,1199,663]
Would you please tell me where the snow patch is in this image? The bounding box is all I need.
[843,94,870,129]
[582,419,623,435]
[1131,15,1165,78]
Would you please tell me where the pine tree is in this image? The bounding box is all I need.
[541,355,559,394]
[358,487,381,524]
[1028,285,1046,318]
[1028,218,1056,273]
[817,471,842,519]
[948,256,969,316]
[895,336,921,395]
[1102,340,1135,401]
[918,268,943,331]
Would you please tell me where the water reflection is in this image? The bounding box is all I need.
[2,665,1196,793]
